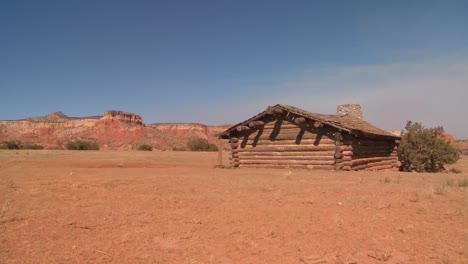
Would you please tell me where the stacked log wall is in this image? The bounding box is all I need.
[230,120,336,170]
[349,138,399,171]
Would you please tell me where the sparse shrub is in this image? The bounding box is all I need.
[398,121,460,172]
[458,177,468,187]
[22,143,44,150]
[380,176,391,184]
[0,141,21,149]
[187,137,218,152]
[172,147,186,151]
[445,178,455,187]
[7,179,15,188]
[448,167,462,174]
[137,144,153,151]
[435,184,448,195]
[66,139,99,150]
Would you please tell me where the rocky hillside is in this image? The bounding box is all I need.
[0,111,230,150]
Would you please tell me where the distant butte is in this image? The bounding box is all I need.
[0,110,229,150]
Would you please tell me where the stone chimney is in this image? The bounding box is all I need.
[336,104,363,119]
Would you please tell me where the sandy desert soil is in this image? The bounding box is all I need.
[0,150,467,263]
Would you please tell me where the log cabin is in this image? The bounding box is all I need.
[218,104,400,171]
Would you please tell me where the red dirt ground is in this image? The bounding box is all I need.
[1,150,467,263]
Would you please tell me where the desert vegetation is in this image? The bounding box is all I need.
[65,139,99,150]
[187,137,218,151]
[398,121,459,172]
[0,140,43,150]
[137,144,153,151]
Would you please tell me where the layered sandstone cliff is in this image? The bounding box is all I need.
[102,110,144,125]
[0,111,228,150]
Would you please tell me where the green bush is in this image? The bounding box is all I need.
[398,121,459,172]
[187,137,218,152]
[137,144,153,151]
[66,139,99,150]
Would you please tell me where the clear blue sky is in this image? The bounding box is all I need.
[1,0,467,138]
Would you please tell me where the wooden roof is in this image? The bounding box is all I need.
[219,104,400,140]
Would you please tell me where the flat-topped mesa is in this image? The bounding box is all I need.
[102,110,144,125]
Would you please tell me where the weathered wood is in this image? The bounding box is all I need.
[239,138,335,146]
[249,132,334,142]
[294,117,306,125]
[266,106,283,115]
[217,139,222,166]
[240,159,335,165]
[239,155,334,161]
[229,138,239,143]
[313,121,323,128]
[342,156,352,161]
[353,148,393,153]
[353,142,393,148]
[236,125,250,132]
[342,150,353,156]
[238,164,334,170]
[351,157,393,166]
[238,151,335,156]
[352,160,393,170]
[334,132,343,141]
[230,143,239,149]
[248,120,265,128]
[237,145,336,152]
[343,165,351,171]
[335,162,344,170]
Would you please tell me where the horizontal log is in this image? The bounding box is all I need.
[335,163,344,170]
[239,156,334,161]
[352,160,393,170]
[343,165,351,171]
[342,156,352,161]
[351,157,393,166]
[237,145,336,152]
[238,151,335,156]
[353,145,393,150]
[353,143,394,148]
[248,120,265,128]
[341,145,353,151]
[352,154,393,159]
[230,138,239,143]
[342,150,353,156]
[240,159,335,165]
[237,125,250,132]
[238,164,334,170]
[239,138,335,146]
[352,151,393,157]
